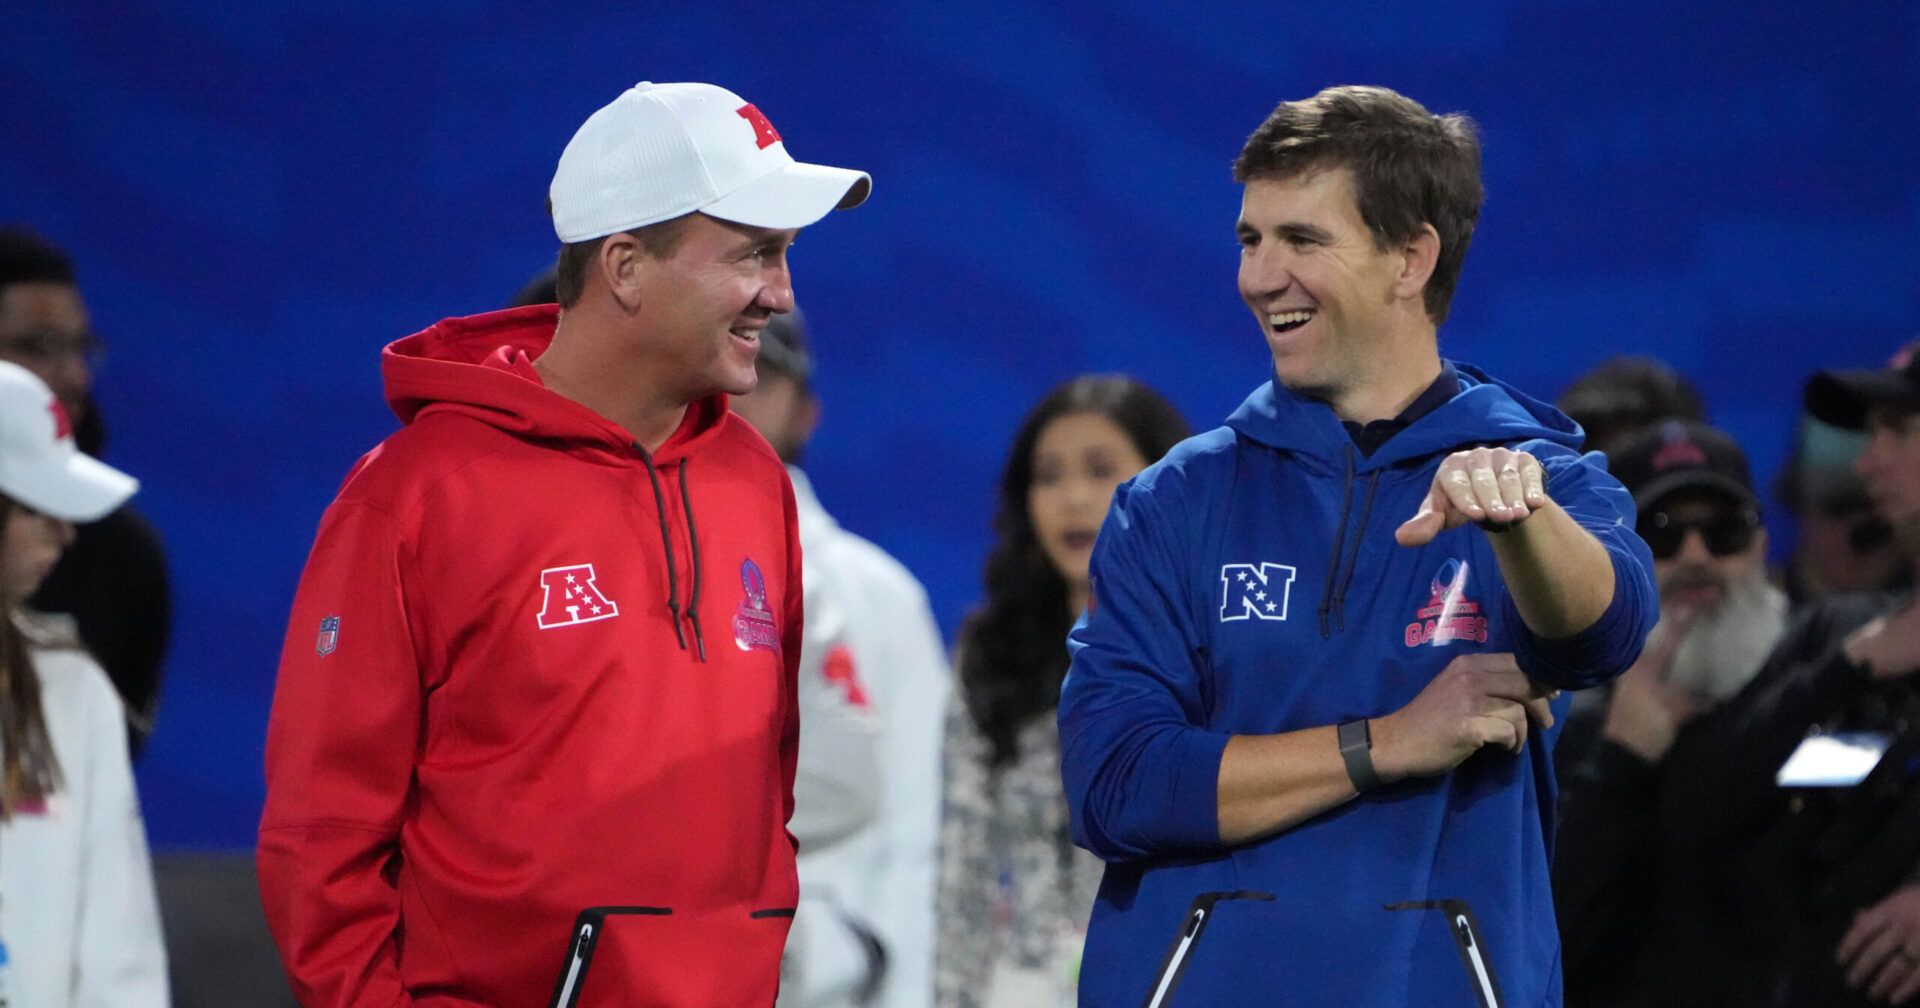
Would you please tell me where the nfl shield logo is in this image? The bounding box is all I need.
[315,615,340,656]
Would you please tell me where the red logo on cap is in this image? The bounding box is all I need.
[1652,429,1707,472]
[48,400,71,440]
[736,104,782,150]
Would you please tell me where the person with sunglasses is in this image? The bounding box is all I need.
[1556,347,1920,1008]
[1552,419,1790,1007]
[1594,421,1786,751]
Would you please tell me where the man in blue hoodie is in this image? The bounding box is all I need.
[1058,85,1658,1007]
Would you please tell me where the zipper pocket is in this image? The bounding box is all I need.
[548,906,671,1008]
[1385,899,1506,1008]
[1140,890,1275,1008]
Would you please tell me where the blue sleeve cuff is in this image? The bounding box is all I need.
[1162,727,1232,847]
[1509,547,1654,690]
[1066,719,1231,860]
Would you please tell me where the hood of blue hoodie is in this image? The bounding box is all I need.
[1224,361,1585,471]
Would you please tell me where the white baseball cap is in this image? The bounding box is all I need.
[550,81,872,242]
[0,361,136,522]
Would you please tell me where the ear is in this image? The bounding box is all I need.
[1392,223,1441,305]
[595,233,647,313]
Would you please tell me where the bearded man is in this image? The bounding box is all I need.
[1553,418,1789,1008]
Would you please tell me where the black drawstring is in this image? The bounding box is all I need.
[637,446,688,652]
[1319,445,1357,638]
[1333,471,1382,633]
[678,459,707,661]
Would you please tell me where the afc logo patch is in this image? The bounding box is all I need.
[537,563,620,629]
[1220,563,1297,622]
[1405,558,1489,647]
[733,558,781,653]
[735,103,782,149]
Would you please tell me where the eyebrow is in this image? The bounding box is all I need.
[1277,222,1333,243]
[739,231,795,251]
[1235,221,1335,244]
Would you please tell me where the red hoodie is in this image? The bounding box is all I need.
[259,306,804,1007]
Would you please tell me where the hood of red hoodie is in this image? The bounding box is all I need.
[381,304,730,464]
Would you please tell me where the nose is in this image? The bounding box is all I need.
[756,262,795,315]
[1239,243,1295,302]
[1855,427,1892,482]
[46,352,91,407]
[1674,527,1713,563]
[1065,474,1110,516]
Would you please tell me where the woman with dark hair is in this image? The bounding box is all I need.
[934,375,1189,1007]
[0,361,166,1006]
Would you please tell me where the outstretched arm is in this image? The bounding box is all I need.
[1398,446,1656,691]
[1395,445,1612,637]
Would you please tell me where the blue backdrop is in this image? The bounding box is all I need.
[3,3,1915,850]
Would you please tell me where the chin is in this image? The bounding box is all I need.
[1272,366,1333,400]
[718,370,759,398]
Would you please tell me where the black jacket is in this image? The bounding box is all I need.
[30,504,170,756]
[1556,593,1911,1007]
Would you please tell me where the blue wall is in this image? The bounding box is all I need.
[4,3,1915,850]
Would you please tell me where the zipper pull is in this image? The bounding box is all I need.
[1454,914,1500,1008]
[1144,907,1208,1008]
[553,922,595,1008]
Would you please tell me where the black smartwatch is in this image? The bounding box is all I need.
[1338,719,1383,792]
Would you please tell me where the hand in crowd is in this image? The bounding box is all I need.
[1601,605,1704,764]
[1845,603,1920,681]
[1396,447,1550,547]
[1840,884,1920,1006]
[1371,652,1555,782]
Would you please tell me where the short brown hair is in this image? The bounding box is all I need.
[1233,85,1483,325]
[549,212,695,308]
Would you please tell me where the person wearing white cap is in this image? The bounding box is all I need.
[259,82,869,1007]
[0,361,167,1006]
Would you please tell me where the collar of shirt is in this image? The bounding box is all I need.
[1341,361,1460,458]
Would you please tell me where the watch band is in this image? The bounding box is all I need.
[1338,719,1383,792]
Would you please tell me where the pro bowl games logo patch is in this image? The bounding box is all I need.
[1404,558,1489,647]
[733,558,781,653]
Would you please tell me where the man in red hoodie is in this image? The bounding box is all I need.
[258,82,870,1007]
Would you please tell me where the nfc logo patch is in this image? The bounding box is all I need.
[1220,563,1297,622]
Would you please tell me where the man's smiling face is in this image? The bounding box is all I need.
[1236,167,1406,406]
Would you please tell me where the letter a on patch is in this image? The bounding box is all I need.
[537,563,621,629]
[735,103,782,149]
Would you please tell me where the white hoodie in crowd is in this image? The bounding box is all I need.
[1,620,168,1008]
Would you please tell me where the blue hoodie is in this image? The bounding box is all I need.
[1059,363,1656,1007]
